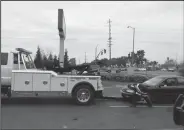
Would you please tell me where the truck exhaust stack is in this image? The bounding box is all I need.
[58,9,66,68]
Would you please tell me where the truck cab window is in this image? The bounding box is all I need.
[22,53,35,69]
[14,53,23,64]
[1,53,8,65]
[13,53,18,64]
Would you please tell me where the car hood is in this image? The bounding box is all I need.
[127,83,137,90]
[124,83,150,93]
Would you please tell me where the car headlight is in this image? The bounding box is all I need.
[126,89,135,93]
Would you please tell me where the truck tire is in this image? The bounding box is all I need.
[73,85,94,105]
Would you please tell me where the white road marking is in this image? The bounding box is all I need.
[110,106,130,108]
[109,105,173,108]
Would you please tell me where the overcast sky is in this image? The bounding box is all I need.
[1,1,184,64]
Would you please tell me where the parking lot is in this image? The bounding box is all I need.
[1,81,183,129]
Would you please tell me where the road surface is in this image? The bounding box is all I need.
[1,81,183,129]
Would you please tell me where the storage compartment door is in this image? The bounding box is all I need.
[51,77,67,91]
[14,73,33,91]
[33,74,51,91]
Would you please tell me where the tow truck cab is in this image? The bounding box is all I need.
[1,48,36,94]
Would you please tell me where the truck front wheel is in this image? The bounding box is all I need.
[73,85,94,105]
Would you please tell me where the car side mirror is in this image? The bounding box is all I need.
[159,83,167,88]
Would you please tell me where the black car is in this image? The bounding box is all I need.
[120,75,184,103]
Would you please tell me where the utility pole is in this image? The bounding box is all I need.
[108,19,112,60]
[127,26,135,66]
[95,44,99,62]
[176,53,178,64]
[183,42,184,64]
[85,52,87,63]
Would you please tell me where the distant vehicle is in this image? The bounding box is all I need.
[168,67,176,72]
[135,68,146,71]
[161,68,167,71]
[140,68,146,71]
[120,68,127,71]
[120,75,184,103]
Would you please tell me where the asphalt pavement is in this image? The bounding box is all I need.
[1,81,183,129]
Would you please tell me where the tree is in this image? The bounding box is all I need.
[64,49,70,68]
[96,58,108,67]
[179,63,184,76]
[34,46,43,69]
[53,55,59,68]
[133,50,146,67]
[42,52,48,69]
[48,52,53,61]
[46,52,54,69]
[135,50,145,66]
[162,58,176,69]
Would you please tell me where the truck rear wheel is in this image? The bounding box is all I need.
[73,85,94,105]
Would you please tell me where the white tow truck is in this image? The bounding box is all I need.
[1,48,104,105]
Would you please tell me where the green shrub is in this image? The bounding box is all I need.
[101,73,148,83]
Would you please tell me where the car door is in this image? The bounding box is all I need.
[175,77,184,100]
[145,85,160,101]
[159,78,178,102]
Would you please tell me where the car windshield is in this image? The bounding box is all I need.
[143,77,165,86]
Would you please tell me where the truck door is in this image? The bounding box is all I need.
[1,52,13,86]
[13,53,25,70]
[33,73,51,91]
